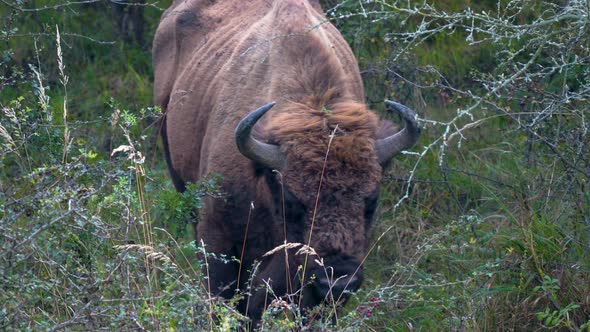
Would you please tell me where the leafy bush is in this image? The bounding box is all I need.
[1,0,589,330]
[323,0,590,330]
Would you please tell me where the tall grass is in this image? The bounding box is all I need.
[1,0,589,331]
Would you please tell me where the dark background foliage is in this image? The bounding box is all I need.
[1,0,589,330]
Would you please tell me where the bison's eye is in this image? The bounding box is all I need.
[283,189,306,223]
[364,189,379,225]
[264,170,306,223]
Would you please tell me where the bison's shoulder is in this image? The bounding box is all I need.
[152,1,212,109]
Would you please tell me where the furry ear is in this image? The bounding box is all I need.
[375,119,400,140]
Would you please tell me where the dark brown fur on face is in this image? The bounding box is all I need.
[266,98,382,252]
[153,0,405,322]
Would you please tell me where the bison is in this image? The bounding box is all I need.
[153,0,421,321]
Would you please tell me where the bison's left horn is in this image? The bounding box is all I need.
[235,102,285,170]
[375,100,422,165]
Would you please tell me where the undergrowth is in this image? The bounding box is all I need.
[1,0,589,331]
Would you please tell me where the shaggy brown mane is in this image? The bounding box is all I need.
[267,34,379,146]
[267,98,379,144]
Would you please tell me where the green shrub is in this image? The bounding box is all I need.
[2,0,589,330]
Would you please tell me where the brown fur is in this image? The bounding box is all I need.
[266,97,382,260]
[154,0,396,320]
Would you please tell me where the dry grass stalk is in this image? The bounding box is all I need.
[263,242,319,257]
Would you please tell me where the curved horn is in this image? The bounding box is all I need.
[235,102,285,170]
[375,100,422,165]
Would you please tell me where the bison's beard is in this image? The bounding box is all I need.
[236,250,359,324]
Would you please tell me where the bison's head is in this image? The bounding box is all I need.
[235,99,420,313]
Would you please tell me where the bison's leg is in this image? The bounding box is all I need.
[238,252,293,320]
[195,219,239,300]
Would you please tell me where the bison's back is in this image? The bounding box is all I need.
[154,0,364,188]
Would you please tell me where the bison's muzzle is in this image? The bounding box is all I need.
[309,256,363,303]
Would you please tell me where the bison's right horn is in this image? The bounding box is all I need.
[235,102,285,170]
[375,100,422,165]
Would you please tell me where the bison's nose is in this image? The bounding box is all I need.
[310,257,363,301]
[316,272,362,299]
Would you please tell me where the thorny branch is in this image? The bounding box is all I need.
[1,0,164,12]
[329,0,590,209]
